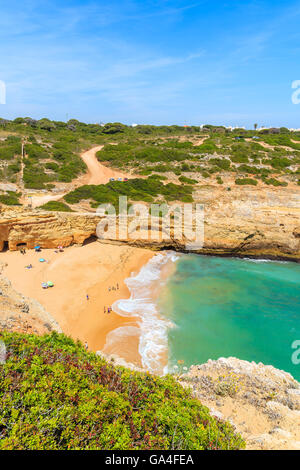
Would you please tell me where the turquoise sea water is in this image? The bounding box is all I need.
[158,255,300,380]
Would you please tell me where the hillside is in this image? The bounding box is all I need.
[0,119,299,212]
[0,330,245,450]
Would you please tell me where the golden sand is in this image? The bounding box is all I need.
[0,242,154,367]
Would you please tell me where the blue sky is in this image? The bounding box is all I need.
[0,0,300,127]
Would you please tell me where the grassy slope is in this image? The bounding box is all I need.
[0,118,299,208]
[0,331,245,450]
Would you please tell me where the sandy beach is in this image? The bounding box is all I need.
[0,241,155,367]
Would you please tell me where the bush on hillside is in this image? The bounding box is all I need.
[64,177,194,207]
[0,191,21,205]
[179,175,198,184]
[39,201,73,212]
[263,178,288,187]
[235,178,258,186]
[0,331,245,450]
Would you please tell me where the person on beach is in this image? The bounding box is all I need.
[84,341,88,350]
[108,287,111,292]
[116,283,119,290]
[86,294,89,300]
[104,306,106,313]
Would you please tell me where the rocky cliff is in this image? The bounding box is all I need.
[0,263,62,335]
[0,208,101,251]
[0,184,299,260]
[179,357,300,450]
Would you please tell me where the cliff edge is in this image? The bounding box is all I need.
[179,357,300,450]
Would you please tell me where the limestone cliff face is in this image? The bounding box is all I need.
[0,209,101,251]
[0,184,299,260]
[179,357,300,450]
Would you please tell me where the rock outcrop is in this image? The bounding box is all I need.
[0,263,62,335]
[179,357,300,450]
[0,207,101,251]
[0,183,299,260]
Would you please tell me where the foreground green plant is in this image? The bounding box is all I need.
[0,331,245,450]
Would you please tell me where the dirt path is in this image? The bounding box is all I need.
[26,193,65,208]
[25,145,132,208]
[75,145,130,186]
[245,138,296,152]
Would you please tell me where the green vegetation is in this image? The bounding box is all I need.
[0,331,245,450]
[39,201,73,212]
[263,178,288,187]
[97,143,188,171]
[0,136,21,161]
[0,191,21,205]
[257,134,300,150]
[0,118,299,192]
[0,137,22,183]
[269,156,292,170]
[65,176,194,207]
[23,140,87,189]
[210,158,231,170]
[235,178,258,186]
[236,164,260,175]
[178,175,198,184]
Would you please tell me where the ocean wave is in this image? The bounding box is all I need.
[243,258,288,264]
[110,252,179,374]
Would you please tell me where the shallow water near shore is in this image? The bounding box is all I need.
[107,252,178,374]
[158,255,300,380]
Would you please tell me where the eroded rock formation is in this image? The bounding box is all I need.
[0,183,299,260]
[179,357,300,450]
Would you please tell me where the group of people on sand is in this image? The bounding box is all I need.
[108,283,119,292]
[19,248,26,255]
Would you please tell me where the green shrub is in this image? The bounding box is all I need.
[192,140,217,154]
[65,176,194,206]
[210,158,231,170]
[7,162,21,175]
[45,162,60,171]
[39,201,73,212]
[230,154,249,163]
[179,175,198,184]
[0,331,245,450]
[23,164,54,189]
[0,191,21,205]
[235,178,258,186]
[237,164,260,175]
[0,142,21,160]
[263,178,288,187]
[269,157,292,169]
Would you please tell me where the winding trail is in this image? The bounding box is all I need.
[76,145,130,186]
[26,145,132,208]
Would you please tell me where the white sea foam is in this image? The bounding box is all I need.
[106,252,179,374]
[243,257,288,264]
